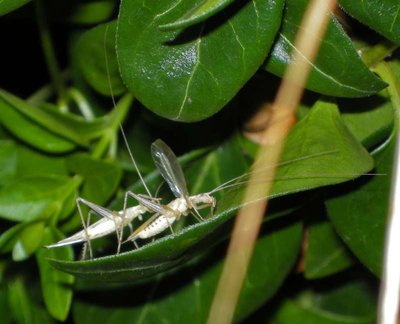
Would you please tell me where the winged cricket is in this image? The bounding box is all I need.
[45,126,163,258]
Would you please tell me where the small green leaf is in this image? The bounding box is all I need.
[0,0,31,16]
[0,223,26,254]
[68,0,115,25]
[38,93,133,143]
[117,0,283,121]
[0,221,43,254]
[12,222,45,261]
[50,100,374,281]
[305,217,354,279]
[339,0,400,45]
[264,0,387,97]
[159,0,235,31]
[36,228,74,321]
[0,90,132,148]
[76,21,126,96]
[0,93,76,153]
[0,175,80,222]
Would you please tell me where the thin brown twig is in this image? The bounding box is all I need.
[207,1,337,323]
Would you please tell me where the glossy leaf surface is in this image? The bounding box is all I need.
[339,0,400,45]
[264,0,386,97]
[117,0,283,121]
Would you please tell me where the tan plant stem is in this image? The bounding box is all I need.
[207,1,337,323]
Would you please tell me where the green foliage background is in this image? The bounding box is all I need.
[0,0,399,322]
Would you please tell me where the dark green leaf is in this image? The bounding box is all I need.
[0,175,81,222]
[117,0,283,121]
[305,217,353,279]
[0,140,18,186]
[340,94,394,149]
[0,0,31,16]
[339,0,400,45]
[0,93,76,153]
[36,228,74,321]
[50,100,373,281]
[271,275,376,323]
[76,21,126,96]
[12,222,45,261]
[68,0,115,25]
[326,131,393,276]
[264,0,387,97]
[159,0,235,31]
[74,220,302,323]
[325,61,398,276]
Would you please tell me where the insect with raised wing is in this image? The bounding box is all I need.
[125,139,218,243]
[46,126,162,258]
[125,140,375,245]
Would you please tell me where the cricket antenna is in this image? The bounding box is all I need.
[104,24,152,198]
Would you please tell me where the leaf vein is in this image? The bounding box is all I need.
[390,3,400,33]
[175,25,204,119]
[280,34,371,94]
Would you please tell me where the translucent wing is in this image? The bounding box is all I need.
[151,139,188,198]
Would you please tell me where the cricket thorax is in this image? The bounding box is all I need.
[168,197,190,215]
[118,206,147,223]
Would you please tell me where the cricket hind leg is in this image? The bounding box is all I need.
[76,198,95,259]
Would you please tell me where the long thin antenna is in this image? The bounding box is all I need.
[104,24,152,198]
